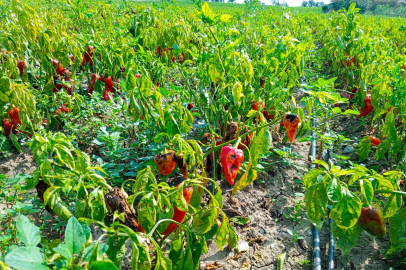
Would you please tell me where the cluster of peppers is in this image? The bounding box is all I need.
[152,149,194,235]
[51,59,73,94]
[87,73,120,101]
[156,46,186,64]
[2,108,22,138]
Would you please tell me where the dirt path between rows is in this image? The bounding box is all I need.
[200,136,397,270]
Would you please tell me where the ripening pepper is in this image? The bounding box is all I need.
[368,136,381,147]
[154,150,176,175]
[357,203,386,238]
[52,59,63,75]
[251,101,265,111]
[260,77,265,88]
[174,153,188,179]
[357,94,374,119]
[220,145,244,185]
[88,73,103,97]
[283,113,301,143]
[161,185,193,235]
[17,60,25,76]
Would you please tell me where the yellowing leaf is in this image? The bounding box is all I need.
[220,14,231,22]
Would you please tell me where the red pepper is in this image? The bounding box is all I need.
[357,94,374,119]
[83,45,94,66]
[161,185,193,235]
[3,120,12,138]
[220,145,244,185]
[3,108,22,138]
[17,60,24,76]
[102,91,111,101]
[52,75,63,93]
[9,108,22,127]
[52,59,63,75]
[103,76,114,93]
[357,203,386,238]
[252,101,265,124]
[154,150,176,175]
[251,101,265,111]
[263,109,275,120]
[368,136,381,147]
[87,73,103,97]
[53,104,69,116]
[156,46,160,56]
[283,113,301,143]
[187,103,197,113]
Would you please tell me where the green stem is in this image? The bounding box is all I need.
[348,185,406,196]
[375,189,406,196]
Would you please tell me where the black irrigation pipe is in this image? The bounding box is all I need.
[310,109,335,270]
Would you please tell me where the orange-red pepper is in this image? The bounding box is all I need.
[52,59,63,75]
[368,136,381,147]
[357,94,374,119]
[283,113,301,143]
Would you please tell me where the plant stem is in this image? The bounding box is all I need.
[316,112,328,169]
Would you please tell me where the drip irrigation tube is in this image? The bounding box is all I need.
[310,107,321,270]
[310,114,336,270]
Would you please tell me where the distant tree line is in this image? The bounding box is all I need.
[321,0,406,15]
[302,1,325,7]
